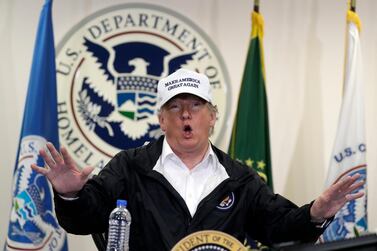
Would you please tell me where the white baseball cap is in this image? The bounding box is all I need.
[157,69,212,109]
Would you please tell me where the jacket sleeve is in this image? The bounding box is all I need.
[245,172,324,245]
[54,151,130,235]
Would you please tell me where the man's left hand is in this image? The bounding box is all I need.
[310,173,365,223]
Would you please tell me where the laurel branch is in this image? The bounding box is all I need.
[77,89,114,136]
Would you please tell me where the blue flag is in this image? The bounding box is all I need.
[4,0,68,250]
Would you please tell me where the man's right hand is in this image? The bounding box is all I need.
[31,142,94,198]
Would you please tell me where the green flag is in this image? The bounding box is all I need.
[229,10,273,189]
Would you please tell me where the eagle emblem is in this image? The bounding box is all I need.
[77,37,197,149]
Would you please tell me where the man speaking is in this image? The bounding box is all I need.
[32,69,364,250]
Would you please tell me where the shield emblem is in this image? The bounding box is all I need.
[116,74,158,121]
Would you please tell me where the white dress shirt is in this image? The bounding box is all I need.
[153,138,229,217]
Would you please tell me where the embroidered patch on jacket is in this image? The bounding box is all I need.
[216,192,235,210]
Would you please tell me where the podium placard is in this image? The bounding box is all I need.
[172,230,247,251]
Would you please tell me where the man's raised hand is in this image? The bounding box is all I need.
[310,173,365,223]
[31,142,94,198]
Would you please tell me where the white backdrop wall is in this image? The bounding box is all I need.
[1,0,376,250]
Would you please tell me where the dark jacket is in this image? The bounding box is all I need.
[54,136,323,250]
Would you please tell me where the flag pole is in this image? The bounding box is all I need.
[350,0,356,12]
[254,0,260,13]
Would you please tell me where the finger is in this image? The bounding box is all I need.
[46,142,64,165]
[31,163,49,175]
[60,146,76,168]
[39,148,57,169]
[81,166,95,179]
[339,175,363,194]
[342,174,361,187]
[345,191,364,201]
[348,173,362,183]
[345,180,365,194]
[334,174,361,192]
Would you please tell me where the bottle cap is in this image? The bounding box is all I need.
[116,199,127,207]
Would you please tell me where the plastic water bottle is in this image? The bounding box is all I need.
[106,199,132,251]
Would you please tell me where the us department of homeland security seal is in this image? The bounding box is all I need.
[6,136,67,251]
[172,230,247,251]
[56,3,231,172]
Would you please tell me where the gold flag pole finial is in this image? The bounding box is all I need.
[350,0,356,12]
[254,0,260,13]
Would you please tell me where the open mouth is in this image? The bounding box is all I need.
[183,125,192,132]
[183,125,193,138]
